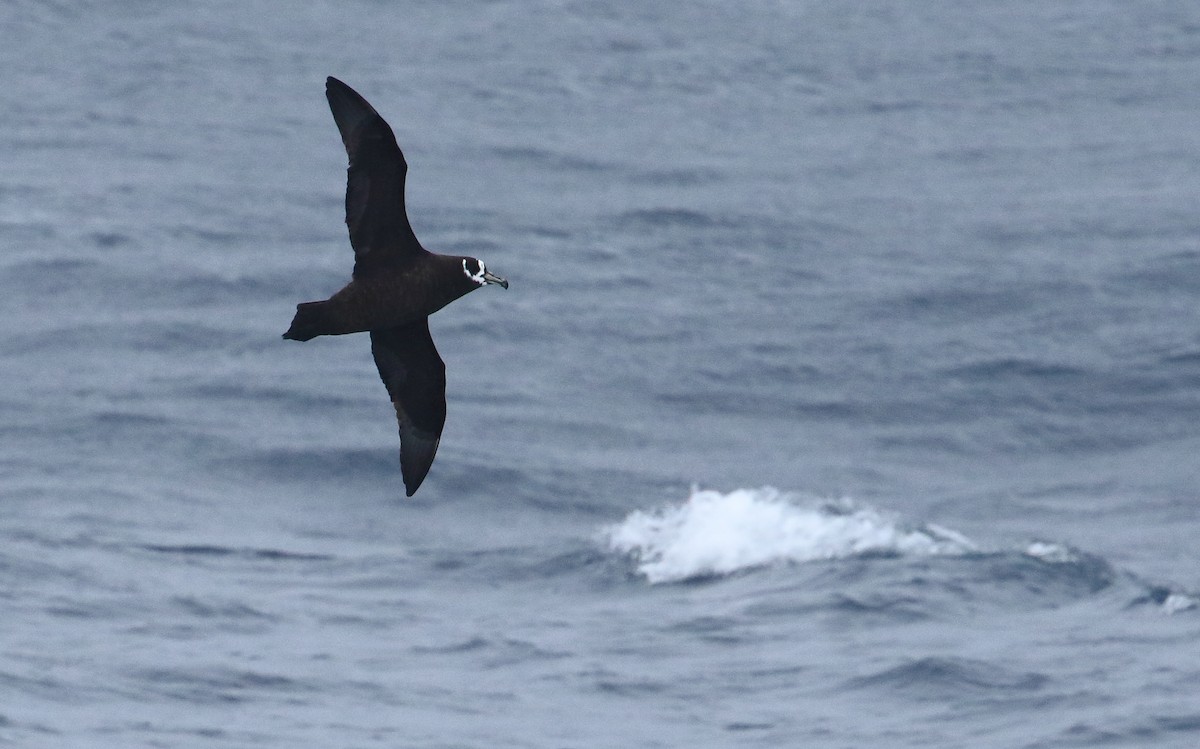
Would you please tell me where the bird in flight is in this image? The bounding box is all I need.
[284,77,508,496]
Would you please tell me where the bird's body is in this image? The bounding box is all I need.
[284,254,485,340]
[283,77,507,496]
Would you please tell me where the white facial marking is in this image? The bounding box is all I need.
[463,258,487,285]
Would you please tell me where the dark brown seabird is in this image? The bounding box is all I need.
[283,76,508,496]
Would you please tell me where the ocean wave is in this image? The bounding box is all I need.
[603,489,1198,615]
[848,656,1049,697]
[604,487,975,584]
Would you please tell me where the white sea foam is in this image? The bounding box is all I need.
[1162,593,1197,615]
[1023,541,1078,563]
[605,487,976,584]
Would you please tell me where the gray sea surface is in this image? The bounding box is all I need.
[4,1,1200,747]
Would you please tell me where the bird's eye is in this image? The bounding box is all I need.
[461,258,486,284]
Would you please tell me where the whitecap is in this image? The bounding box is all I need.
[604,487,975,584]
[1162,593,1197,614]
[1023,541,1078,563]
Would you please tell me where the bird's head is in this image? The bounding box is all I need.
[461,258,508,290]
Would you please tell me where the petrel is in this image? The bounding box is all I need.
[284,76,508,496]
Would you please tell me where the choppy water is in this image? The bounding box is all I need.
[4,1,1200,747]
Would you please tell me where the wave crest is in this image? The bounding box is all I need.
[605,487,975,584]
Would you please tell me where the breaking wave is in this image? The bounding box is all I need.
[605,487,975,584]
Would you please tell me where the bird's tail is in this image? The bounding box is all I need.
[282,301,330,342]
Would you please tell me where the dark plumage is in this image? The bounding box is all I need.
[284,77,508,496]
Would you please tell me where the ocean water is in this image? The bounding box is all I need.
[4,1,1200,746]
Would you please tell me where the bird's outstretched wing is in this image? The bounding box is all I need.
[326,76,424,276]
[370,319,446,496]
